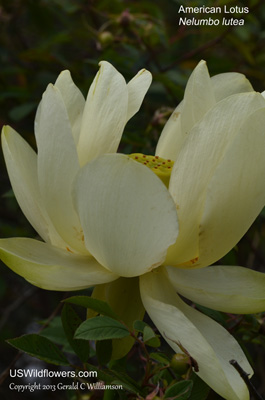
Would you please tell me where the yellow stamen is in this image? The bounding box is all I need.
[129,153,174,188]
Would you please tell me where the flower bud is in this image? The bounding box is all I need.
[118,9,134,26]
[170,353,190,375]
[98,31,114,46]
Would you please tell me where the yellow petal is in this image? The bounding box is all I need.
[155,102,183,161]
[0,238,118,291]
[54,70,85,145]
[166,92,265,267]
[77,61,128,166]
[73,154,178,277]
[156,65,254,166]
[35,84,86,253]
[181,60,215,136]
[140,268,251,400]
[199,107,265,267]
[126,68,152,121]
[211,72,254,101]
[167,265,265,314]
[156,60,215,162]
[2,126,49,242]
[1,126,67,248]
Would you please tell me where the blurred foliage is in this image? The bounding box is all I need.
[1,0,265,399]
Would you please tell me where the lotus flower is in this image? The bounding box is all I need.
[1,60,265,400]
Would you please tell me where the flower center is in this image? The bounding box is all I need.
[129,153,174,187]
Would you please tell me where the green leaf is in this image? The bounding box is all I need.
[109,372,144,396]
[75,316,130,341]
[84,362,115,383]
[150,352,171,365]
[189,372,211,400]
[7,334,69,366]
[61,304,90,363]
[108,357,144,395]
[63,296,118,319]
[143,326,160,347]
[103,389,118,400]
[133,320,149,333]
[96,339,112,365]
[50,0,81,13]
[40,316,68,347]
[164,380,193,399]
[83,362,144,395]
[9,102,37,121]
[110,379,139,395]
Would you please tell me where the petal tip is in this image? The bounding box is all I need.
[1,124,9,137]
[55,70,72,83]
[1,125,17,146]
[138,68,152,79]
[98,60,111,68]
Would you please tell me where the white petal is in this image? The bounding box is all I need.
[180,60,215,138]
[35,84,86,253]
[167,265,265,314]
[1,126,68,250]
[155,67,254,163]
[126,69,152,121]
[55,70,85,145]
[199,107,265,267]
[155,102,182,161]
[2,127,72,249]
[73,154,179,277]
[156,61,215,162]
[0,238,118,291]
[165,92,265,267]
[77,61,128,166]
[2,126,50,242]
[211,72,254,102]
[140,269,251,400]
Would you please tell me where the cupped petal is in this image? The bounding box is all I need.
[155,102,182,161]
[77,61,128,166]
[156,60,215,162]
[198,107,265,267]
[1,126,67,249]
[156,66,254,164]
[167,265,265,314]
[165,92,265,267]
[73,154,179,277]
[180,60,215,139]
[211,72,254,102]
[140,268,251,400]
[35,84,86,254]
[126,69,152,121]
[91,277,144,359]
[2,126,49,242]
[54,70,85,145]
[0,238,118,291]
